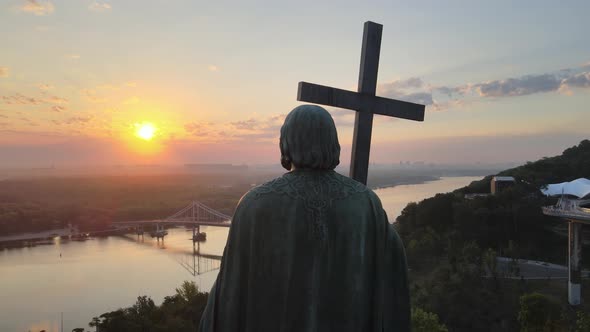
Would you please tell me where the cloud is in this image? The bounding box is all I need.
[82,89,108,103]
[20,0,54,16]
[89,1,112,12]
[208,65,219,72]
[380,77,424,91]
[183,122,236,142]
[378,77,435,106]
[374,62,590,112]
[0,67,8,78]
[228,114,285,141]
[63,116,93,125]
[1,93,69,107]
[434,85,469,97]
[230,118,258,130]
[396,92,434,105]
[184,122,214,138]
[46,95,68,104]
[562,72,590,88]
[430,99,471,112]
[230,114,284,132]
[51,105,66,112]
[433,64,590,100]
[38,84,53,91]
[232,131,279,140]
[17,116,39,126]
[183,114,285,142]
[2,93,44,105]
[474,74,562,97]
[66,54,80,60]
[125,81,137,88]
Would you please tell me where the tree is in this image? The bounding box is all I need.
[175,280,199,303]
[411,307,448,332]
[517,293,562,332]
[575,311,590,332]
[88,317,100,331]
[89,281,209,332]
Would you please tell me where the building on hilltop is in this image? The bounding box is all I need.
[490,176,515,194]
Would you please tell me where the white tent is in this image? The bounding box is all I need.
[541,178,590,198]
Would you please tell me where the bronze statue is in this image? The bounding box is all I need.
[199,105,410,332]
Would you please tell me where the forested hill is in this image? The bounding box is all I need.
[395,139,590,331]
[465,139,590,193]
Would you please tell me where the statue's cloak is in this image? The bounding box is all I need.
[199,170,410,332]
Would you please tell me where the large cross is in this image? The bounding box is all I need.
[297,21,425,185]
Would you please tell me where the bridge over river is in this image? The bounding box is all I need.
[113,201,232,240]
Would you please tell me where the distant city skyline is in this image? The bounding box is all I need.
[1,0,589,167]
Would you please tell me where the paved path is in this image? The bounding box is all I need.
[494,257,589,279]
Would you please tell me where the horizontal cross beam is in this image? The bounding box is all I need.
[297,81,425,122]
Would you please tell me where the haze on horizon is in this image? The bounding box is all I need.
[1,0,589,168]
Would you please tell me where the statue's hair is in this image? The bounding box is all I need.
[280,104,340,171]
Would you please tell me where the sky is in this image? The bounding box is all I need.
[0,0,589,167]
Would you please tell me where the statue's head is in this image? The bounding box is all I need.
[280,104,340,171]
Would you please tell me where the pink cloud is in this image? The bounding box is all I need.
[20,0,54,16]
[2,94,44,105]
[89,1,111,12]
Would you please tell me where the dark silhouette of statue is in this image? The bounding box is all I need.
[199,105,410,332]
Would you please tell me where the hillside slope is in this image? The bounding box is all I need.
[396,139,590,331]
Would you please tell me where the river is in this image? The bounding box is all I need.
[0,176,480,332]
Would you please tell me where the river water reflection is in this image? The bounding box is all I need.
[0,176,480,331]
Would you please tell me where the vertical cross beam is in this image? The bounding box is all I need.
[350,22,382,184]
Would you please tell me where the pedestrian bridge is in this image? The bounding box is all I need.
[113,201,232,229]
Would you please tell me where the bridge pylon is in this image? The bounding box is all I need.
[165,200,232,224]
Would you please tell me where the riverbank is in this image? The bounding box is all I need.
[0,171,492,238]
[0,176,480,332]
[0,227,129,249]
[369,175,440,190]
[375,176,482,221]
[0,227,71,243]
[365,168,494,190]
[0,174,459,241]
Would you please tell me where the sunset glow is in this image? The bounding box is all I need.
[135,123,157,141]
[0,1,588,167]
[2,2,590,331]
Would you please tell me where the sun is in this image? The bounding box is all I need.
[135,122,157,140]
